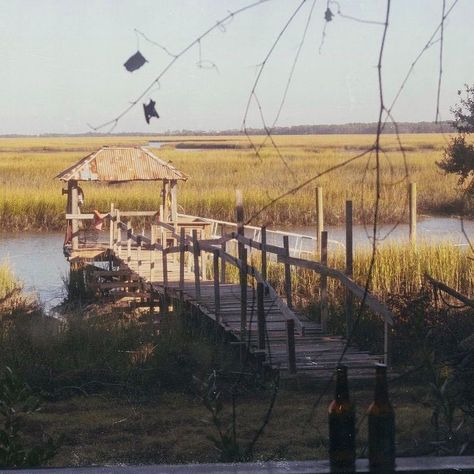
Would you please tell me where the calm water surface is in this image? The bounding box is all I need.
[0,216,472,309]
[0,232,68,311]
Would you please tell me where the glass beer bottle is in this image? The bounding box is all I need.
[368,363,395,472]
[328,365,356,472]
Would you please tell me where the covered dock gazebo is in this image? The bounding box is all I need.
[56,146,188,251]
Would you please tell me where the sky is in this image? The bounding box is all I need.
[0,0,472,135]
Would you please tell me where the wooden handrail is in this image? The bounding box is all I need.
[277,254,394,325]
[425,274,474,308]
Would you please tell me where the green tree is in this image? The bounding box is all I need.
[437,85,474,194]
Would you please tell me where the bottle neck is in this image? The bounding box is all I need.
[335,367,350,402]
[374,367,389,403]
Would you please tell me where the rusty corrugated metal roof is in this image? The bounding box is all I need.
[55,146,188,182]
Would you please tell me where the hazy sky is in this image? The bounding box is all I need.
[0,0,472,134]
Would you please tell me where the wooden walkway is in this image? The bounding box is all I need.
[73,232,388,379]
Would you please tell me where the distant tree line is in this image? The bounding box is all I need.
[1,121,455,138]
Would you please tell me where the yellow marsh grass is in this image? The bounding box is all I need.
[0,134,464,231]
[238,241,473,302]
[0,261,20,300]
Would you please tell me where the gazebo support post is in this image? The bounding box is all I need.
[69,180,79,251]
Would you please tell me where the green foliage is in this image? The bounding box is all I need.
[198,371,279,463]
[0,367,59,467]
[438,85,474,193]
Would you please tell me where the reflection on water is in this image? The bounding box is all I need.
[0,217,472,310]
[0,232,68,311]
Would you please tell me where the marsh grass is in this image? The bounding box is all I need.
[0,262,19,300]
[0,134,470,231]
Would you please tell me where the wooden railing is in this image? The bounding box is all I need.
[90,209,395,366]
[66,207,395,366]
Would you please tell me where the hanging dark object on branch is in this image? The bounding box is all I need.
[143,99,160,124]
[324,8,334,22]
[124,50,148,72]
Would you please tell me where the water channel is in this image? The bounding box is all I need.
[0,216,472,311]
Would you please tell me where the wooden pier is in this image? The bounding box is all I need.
[58,146,396,380]
[65,210,395,380]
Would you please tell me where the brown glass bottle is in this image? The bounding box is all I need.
[368,364,395,472]
[328,365,356,473]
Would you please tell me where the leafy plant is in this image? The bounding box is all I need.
[198,370,279,462]
[0,367,59,467]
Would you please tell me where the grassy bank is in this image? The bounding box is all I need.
[0,134,470,231]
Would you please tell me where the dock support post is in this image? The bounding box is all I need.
[257,282,265,351]
[320,231,329,332]
[236,190,244,260]
[316,186,324,255]
[287,319,296,374]
[220,225,226,284]
[162,246,168,288]
[213,249,220,324]
[179,227,185,291]
[137,238,142,276]
[109,203,115,250]
[283,236,293,310]
[192,230,201,301]
[261,226,267,283]
[70,180,79,251]
[345,200,353,338]
[240,247,247,338]
[127,222,132,263]
[409,182,417,245]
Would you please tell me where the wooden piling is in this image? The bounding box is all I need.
[257,282,265,351]
[283,236,293,310]
[192,230,201,301]
[162,246,168,287]
[320,231,329,332]
[261,226,267,282]
[109,203,115,250]
[316,186,324,254]
[213,249,220,324]
[70,181,79,251]
[127,222,132,263]
[409,182,417,245]
[240,247,248,337]
[345,200,353,338]
[179,227,185,291]
[236,190,244,259]
[287,319,296,374]
[220,225,226,284]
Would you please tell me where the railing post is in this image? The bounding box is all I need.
[220,225,226,284]
[320,231,329,332]
[162,246,168,288]
[261,226,267,283]
[384,320,389,367]
[213,249,220,324]
[109,202,115,249]
[240,247,247,338]
[127,222,132,263]
[192,230,201,301]
[257,282,265,351]
[283,236,293,310]
[409,182,417,245]
[345,200,353,338]
[137,237,142,275]
[316,186,324,255]
[115,209,121,254]
[179,227,185,291]
[236,190,244,260]
[287,319,296,374]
